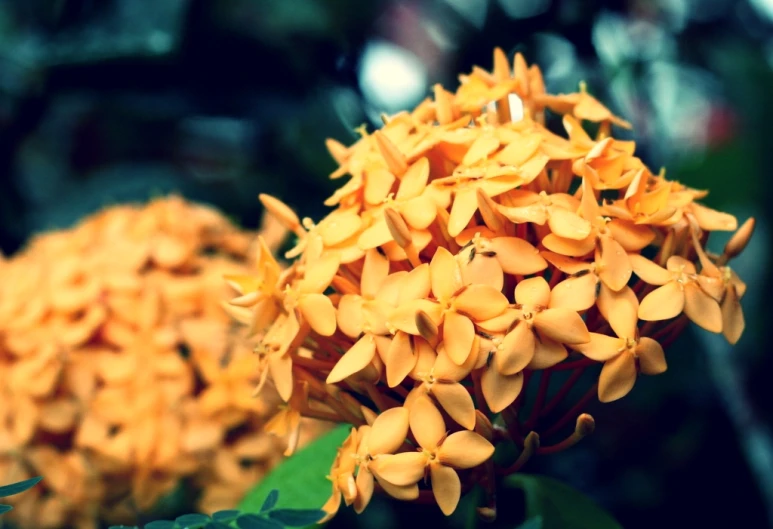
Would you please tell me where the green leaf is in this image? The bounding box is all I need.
[0,477,43,497]
[506,475,622,529]
[238,424,350,515]
[205,523,233,529]
[260,490,280,513]
[176,513,211,527]
[145,521,176,529]
[107,525,138,529]
[267,508,325,526]
[0,504,13,515]
[236,514,283,529]
[212,510,241,522]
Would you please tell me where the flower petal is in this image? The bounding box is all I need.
[389,299,442,335]
[448,188,479,238]
[514,276,550,306]
[396,157,430,201]
[549,273,598,311]
[637,337,667,375]
[597,235,632,291]
[489,237,547,274]
[548,208,592,240]
[722,284,745,345]
[409,395,446,450]
[326,335,377,384]
[432,382,476,430]
[397,264,432,304]
[443,312,476,365]
[453,284,509,320]
[497,321,535,375]
[607,219,654,251]
[629,254,671,285]
[542,233,596,257]
[439,431,495,469]
[374,475,420,500]
[481,369,524,413]
[534,308,590,344]
[572,333,622,362]
[431,247,464,302]
[684,282,722,333]
[638,282,684,321]
[337,295,364,338]
[299,293,337,336]
[369,407,410,455]
[267,354,293,402]
[430,462,461,516]
[385,331,417,388]
[354,467,375,514]
[529,334,568,369]
[597,285,638,338]
[461,253,504,291]
[402,195,438,230]
[362,249,390,299]
[598,353,637,403]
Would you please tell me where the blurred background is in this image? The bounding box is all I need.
[1,0,771,527]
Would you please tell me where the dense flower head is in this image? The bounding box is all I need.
[0,196,324,529]
[230,49,754,519]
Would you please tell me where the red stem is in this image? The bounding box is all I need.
[541,383,598,438]
[540,367,586,418]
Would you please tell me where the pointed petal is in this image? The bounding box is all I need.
[337,295,365,338]
[690,202,737,231]
[462,134,500,166]
[369,407,410,455]
[514,276,551,306]
[548,208,592,240]
[572,333,622,362]
[443,312,476,364]
[461,253,504,291]
[299,293,337,336]
[597,285,638,338]
[638,282,684,321]
[390,299,443,335]
[598,353,637,403]
[490,237,547,274]
[430,463,461,516]
[629,254,671,285]
[358,219,393,250]
[637,337,667,375]
[362,249,390,299]
[722,284,745,345]
[453,284,509,320]
[542,233,596,257]
[371,452,427,486]
[607,220,655,251]
[534,308,590,344]
[374,475,420,501]
[434,341,479,382]
[398,263,432,304]
[481,369,524,413]
[447,188,479,238]
[409,395,446,450]
[268,354,293,402]
[432,382,476,430]
[396,157,430,200]
[430,247,463,301]
[497,321,535,375]
[597,235,632,291]
[327,335,377,384]
[684,282,723,333]
[529,334,568,369]
[354,468,375,514]
[385,331,417,388]
[299,253,340,293]
[495,134,541,166]
[439,430,495,469]
[549,273,598,311]
[402,195,437,230]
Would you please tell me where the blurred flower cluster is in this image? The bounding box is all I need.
[229,48,755,519]
[0,196,323,529]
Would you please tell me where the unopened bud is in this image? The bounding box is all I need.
[360,406,378,426]
[325,138,349,165]
[724,217,755,260]
[373,130,408,177]
[415,310,439,345]
[259,194,302,233]
[477,506,497,523]
[574,413,595,438]
[474,410,495,442]
[384,208,412,249]
[477,188,505,233]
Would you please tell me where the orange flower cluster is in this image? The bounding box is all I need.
[229,49,755,518]
[0,197,322,529]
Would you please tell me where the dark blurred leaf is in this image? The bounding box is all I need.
[0,476,42,497]
[506,475,622,529]
[236,514,283,529]
[145,521,176,529]
[205,523,233,529]
[518,516,544,529]
[267,508,325,526]
[261,490,280,512]
[176,513,211,526]
[0,504,13,515]
[213,509,241,522]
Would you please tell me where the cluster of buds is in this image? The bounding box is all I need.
[0,197,324,529]
[227,48,755,519]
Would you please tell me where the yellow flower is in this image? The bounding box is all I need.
[373,397,494,515]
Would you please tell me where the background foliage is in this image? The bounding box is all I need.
[1,0,771,527]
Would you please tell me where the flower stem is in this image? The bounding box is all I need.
[541,383,597,438]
